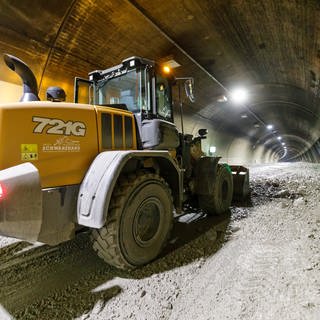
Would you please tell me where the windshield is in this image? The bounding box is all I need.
[95,68,150,113]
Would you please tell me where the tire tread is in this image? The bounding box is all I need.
[91,172,173,269]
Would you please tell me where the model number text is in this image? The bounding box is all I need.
[32,116,86,136]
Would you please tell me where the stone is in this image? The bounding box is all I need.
[293,197,305,207]
[276,189,289,198]
[140,290,146,298]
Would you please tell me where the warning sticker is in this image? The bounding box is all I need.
[21,144,38,161]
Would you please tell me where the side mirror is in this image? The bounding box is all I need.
[184,78,195,103]
[198,128,208,137]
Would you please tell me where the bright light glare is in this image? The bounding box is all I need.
[162,66,171,74]
[267,124,273,130]
[281,142,285,145]
[230,88,248,104]
[209,146,216,153]
[277,136,282,140]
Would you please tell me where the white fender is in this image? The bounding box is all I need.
[77,150,180,228]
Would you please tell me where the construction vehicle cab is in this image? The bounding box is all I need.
[0,54,248,270]
[75,56,180,151]
[76,57,173,118]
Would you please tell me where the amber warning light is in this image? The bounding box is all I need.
[162,66,171,74]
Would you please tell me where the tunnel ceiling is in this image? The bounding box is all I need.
[0,0,320,161]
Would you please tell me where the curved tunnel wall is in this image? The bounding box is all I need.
[295,139,320,163]
[0,0,319,164]
[174,111,278,165]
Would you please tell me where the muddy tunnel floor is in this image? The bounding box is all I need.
[0,162,319,320]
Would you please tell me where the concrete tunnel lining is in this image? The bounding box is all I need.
[0,0,319,163]
[0,2,320,319]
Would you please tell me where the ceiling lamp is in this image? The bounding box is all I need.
[230,88,248,104]
[209,146,216,154]
[161,59,181,69]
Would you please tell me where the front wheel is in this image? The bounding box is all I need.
[198,164,233,215]
[92,173,173,269]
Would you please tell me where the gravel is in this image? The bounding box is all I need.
[0,162,319,319]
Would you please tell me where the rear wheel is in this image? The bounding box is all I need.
[199,164,233,215]
[92,172,173,269]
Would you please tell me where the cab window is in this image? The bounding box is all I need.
[95,68,151,113]
[156,74,172,120]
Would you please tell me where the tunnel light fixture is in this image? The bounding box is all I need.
[266,124,273,130]
[277,136,282,140]
[230,88,248,104]
[161,58,181,75]
[241,113,248,118]
[281,142,285,146]
[162,59,181,69]
[209,146,216,154]
[217,95,228,102]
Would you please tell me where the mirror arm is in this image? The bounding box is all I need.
[178,82,185,137]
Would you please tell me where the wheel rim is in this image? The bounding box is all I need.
[133,197,161,247]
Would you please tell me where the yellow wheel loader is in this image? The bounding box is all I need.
[0,54,249,269]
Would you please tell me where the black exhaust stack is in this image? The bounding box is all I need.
[4,54,40,102]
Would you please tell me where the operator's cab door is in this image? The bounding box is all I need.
[74,77,94,104]
[139,69,179,150]
[154,73,173,122]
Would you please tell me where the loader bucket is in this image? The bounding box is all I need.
[230,165,250,201]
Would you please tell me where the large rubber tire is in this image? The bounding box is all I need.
[199,164,234,215]
[91,172,173,269]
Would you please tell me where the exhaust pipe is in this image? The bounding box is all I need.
[4,54,40,102]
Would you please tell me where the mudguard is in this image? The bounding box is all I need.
[77,150,181,228]
[0,163,42,242]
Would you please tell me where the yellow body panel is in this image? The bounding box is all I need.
[95,105,137,151]
[0,101,137,188]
